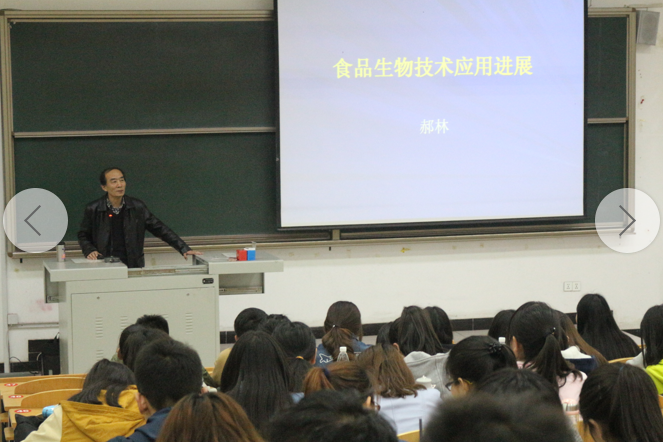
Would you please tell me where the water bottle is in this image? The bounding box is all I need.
[337,346,350,362]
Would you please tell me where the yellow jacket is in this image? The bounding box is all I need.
[25,387,145,442]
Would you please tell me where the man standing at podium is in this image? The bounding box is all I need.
[78,167,201,268]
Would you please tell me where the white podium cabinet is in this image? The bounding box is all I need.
[44,251,283,374]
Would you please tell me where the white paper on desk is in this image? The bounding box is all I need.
[222,253,236,259]
[70,258,103,264]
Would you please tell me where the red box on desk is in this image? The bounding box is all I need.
[236,249,248,261]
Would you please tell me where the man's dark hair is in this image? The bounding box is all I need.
[423,393,574,442]
[267,389,398,442]
[134,339,202,411]
[475,368,561,408]
[136,314,169,334]
[234,308,268,337]
[99,167,125,186]
[258,314,291,335]
[120,325,170,372]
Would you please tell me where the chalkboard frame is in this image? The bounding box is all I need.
[0,9,635,258]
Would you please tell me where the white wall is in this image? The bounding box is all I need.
[1,0,662,364]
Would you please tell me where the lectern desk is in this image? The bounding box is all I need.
[44,251,283,374]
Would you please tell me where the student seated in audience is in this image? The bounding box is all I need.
[445,336,517,397]
[119,325,170,372]
[580,363,663,442]
[424,306,454,351]
[576,294,639,360]
[487,309,515,342]
[315,301,370,367]
[273,321,316,395]
[556,311,607,374]
[422,392,575,442]
[211,307,267,386]
[155,392,263,442]
[268,389,398,442]
[220,330,293,434]
[108,339,204,442]
[508,302,586,403]
[356,344,442,434]
[136,314,169,334]
[635,304,663,393]
[397,306,450,395]
[475,368,562,407]
[303,361,376,410]
[258,313,291,335]
[376,321,395,346]
[23,359,144,442]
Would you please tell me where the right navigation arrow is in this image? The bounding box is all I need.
[619,205,636,237]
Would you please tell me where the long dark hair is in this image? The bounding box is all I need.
[576,294,639,360]
[68,359,135,407]
[397,306,445,357]
[446,336,517,385]
[321,301,364,361]
[219,331,293,433]
[424,306,453,345]
[556,311,608,366]
[580,363,663,442]
[156,392,264,442]
[273,321,316,393]
[508,302,581,390]
[641,304,663,367]
[356,344,424,398]
[487,310,515,341]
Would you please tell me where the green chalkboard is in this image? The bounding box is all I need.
[5,12,631,246]
[11,21,276,131]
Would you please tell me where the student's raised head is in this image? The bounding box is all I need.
[487,309,515,341]
[445,336,517,397]
[576,293,639,360]
[134,339,202,414]
[475,368,561,408]
[580,363,663,442]
[424,306,454,346]
[273,321,316,392]
[258,314,291,335]
[508,302,579,390]
[641,304,663,367]
[321,301,364,361]
[397,305,445,357]
[422,393,574,442]
[303,361,374,407]
[69,359,136,407]
[234,307,268,339]
[136,314,169,334]
[356,343,424,398]
[219,330,292,433]
[120,325,170,372]
[375,321,394,346]
[267,389,398,442]
[155,392,264,442]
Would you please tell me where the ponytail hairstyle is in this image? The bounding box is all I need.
[556,311,608,366]
[356,344,424,398]
[273,321,316,393]
[641,304,663,367]
[397,306,445,357]
[576,294,639,360]
[508,302,580,390]
[424,306,453,346]
[321,301,364,361]
[446,336,517,386]
[580,363,663,442]
[303,361,374,401]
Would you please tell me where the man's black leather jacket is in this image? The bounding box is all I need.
[77,195,191,268]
